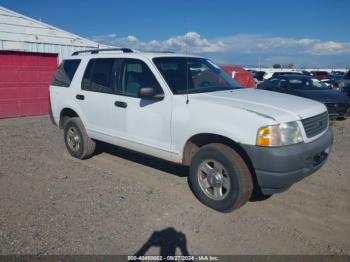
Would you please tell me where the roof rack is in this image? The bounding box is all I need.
[72,48,133,56]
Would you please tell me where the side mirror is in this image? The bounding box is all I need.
[138,86,164,100]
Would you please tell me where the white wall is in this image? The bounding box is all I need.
[0,6,108,60]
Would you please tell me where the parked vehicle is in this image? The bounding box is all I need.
[272,72,304,77]
[322,71,345,90]
[221,66,256,88]
[302,70,313,76]
[248,70,266,82]
[321,76,340,90]
[331,71,345,77]
[338,70,350,97]
[50,48,333,212]
[311,71,330,80]
[258,75,350,119]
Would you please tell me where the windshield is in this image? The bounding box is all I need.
[153,57,241,94]
[286,78,330,89]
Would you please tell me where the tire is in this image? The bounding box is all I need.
[63,117,96,159]
[189,143,253,212]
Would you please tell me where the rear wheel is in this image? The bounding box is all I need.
[64,117,95,159]
[189,143,253,212]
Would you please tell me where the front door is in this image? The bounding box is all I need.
[113,58,172,160]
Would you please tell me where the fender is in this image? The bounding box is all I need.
[59,100,88,130]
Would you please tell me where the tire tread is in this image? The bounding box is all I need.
[190,143,253,212]
[64,117,95,159]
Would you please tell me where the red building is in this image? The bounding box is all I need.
[0,6,102,118]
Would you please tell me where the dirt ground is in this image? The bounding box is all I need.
[0,116,349,255]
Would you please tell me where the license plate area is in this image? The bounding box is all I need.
[313,148,329,167]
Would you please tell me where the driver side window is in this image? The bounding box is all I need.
[118,59,163,97]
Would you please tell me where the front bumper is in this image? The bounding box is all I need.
[326,103,350,119]
[345,106,350,118]
[242,128,334,195]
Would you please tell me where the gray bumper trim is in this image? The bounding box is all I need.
[242,128,334,194]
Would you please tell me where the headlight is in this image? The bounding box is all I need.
[256,121,303,147]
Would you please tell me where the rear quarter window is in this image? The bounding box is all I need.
[51,59,81,87]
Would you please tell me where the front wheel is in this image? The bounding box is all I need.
[189,143,253,212]
[64,117,96,159]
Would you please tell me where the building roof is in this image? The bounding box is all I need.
[0,6,106,57]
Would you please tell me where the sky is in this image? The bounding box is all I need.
[1,0,349,68]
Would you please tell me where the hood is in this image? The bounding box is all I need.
[292,88,350,103]
[190,89,327,123]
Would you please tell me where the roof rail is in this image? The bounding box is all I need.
[72,48,133,56]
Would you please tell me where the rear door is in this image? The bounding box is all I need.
[77,58,126,138]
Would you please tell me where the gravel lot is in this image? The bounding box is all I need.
[0,116,349,255]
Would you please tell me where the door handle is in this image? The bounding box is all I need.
[76,94,85,100]
[115,101,127,108]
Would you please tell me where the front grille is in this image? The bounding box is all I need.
[301,112,328,138]
[325,103,350,115]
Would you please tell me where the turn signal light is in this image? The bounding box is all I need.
[256,127,271,146]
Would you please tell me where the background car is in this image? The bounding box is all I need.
[272,72,304,77]
[302,70,313,76]
[257,75,350,119]
[331,71,345,77]
[221,65,256,88]
[311,71,330,80]
[321,71,345,90]
[339,70,350,98]
[247,70,266,81]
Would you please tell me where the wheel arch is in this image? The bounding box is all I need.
[183,133,256,174]
[182,133,259,197]
[59,108,80,129]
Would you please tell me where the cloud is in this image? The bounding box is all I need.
[214,34,350,56]
[90,32,350,67]
[91,32,225,53]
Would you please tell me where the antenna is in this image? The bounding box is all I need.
[185,14,190,104]
[185,55,189,104]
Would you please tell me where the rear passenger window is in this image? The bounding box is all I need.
[82,59,115,94]
[52,59,81,87]
[119,59,162,97]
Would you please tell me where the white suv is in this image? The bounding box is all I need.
[49,48,333,212]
